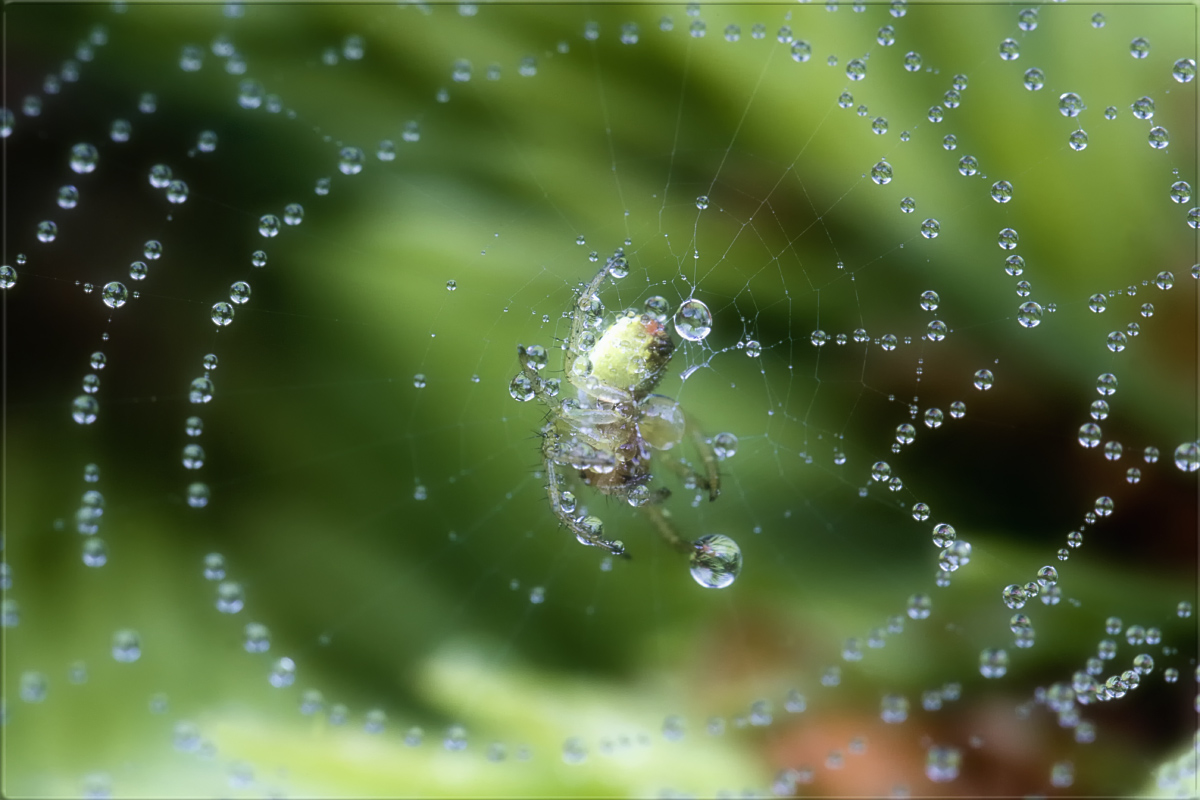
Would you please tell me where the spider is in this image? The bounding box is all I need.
[512,257,742,584]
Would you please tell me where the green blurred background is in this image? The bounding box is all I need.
[2,2,1197,797]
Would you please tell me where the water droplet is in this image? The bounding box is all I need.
[70,142,99,173]
[82,537,107,567]
[1068,129,1088,151]
[907,593,931,619]
[211,302,234,326]
[244,622,270,653]
[689,534,742,589]
[269,656,296,688]
[920,218,940,238]
[1174,442,1199,472]
[216,581,244,613]
[980,647,1008,678]
[1058,92,1084,117]
[1172,57,1196,83]
[20,671,48,703]
[1017,301,1042,328]
[112,629,141,662]
[166,179,189,204]
[926,746,961,782]
[711,432,739,460]
[203,553,225,580]
[1130,37,1150,59]
[998,38,1020,61]
[257,214,280,237]
[72,395,98,424]
[562,737,588,764]
[338,146,365,175]
[880,693,908,723]
[237,79,264,109]
[870,160,893,185]
[674,298,712,341]
[1002,583,1029,609]
[37,220,57,242]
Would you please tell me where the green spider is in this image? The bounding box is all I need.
[512,258,734,571]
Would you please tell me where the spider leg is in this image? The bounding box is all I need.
[565,264,612,366]
[645,486,672,505]
[655,447,720,501]
[640,504,694,555]
[543,441,630,559]
[686,414,721,501]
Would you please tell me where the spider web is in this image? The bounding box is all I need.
[2,2,1198,797]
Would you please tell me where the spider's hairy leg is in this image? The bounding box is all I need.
[565,263,612,366]
[687,415,721,501]
[542,444,630,559]
[640,504,694,555]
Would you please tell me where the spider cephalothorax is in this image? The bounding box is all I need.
[511,257,741,583]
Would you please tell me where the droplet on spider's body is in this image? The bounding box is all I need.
[639,395,686,450]
[689,534,742,589]
[522,344,548,370]
[674,298,712,341]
